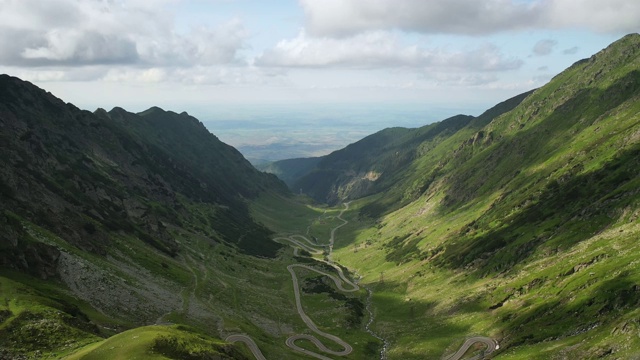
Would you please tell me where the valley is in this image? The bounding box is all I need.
[234,198,496,360]
[1,33,639,360]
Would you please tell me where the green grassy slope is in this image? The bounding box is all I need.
[2,188,378,359]
[277,90,532,207]
[0,74,285,259]
[322,33,640,359]
[291,115,475,204]
[257,156,322,188]
[62,325,247,360]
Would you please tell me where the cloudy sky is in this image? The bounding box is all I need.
[1,0,638,138]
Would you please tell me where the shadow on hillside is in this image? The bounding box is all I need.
[436,144,639,276]
[495,274,639,354]
[442,69,640,211]
[433,69,640,276]
[366,279,487,360]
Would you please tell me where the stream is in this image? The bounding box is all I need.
[364,286,390,360]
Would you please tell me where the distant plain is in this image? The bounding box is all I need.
[202,103,485,163]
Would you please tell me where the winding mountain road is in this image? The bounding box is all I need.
[285,263,355,358]
[445,336,498,360]
[283,203,359,358]
[226,202,498,359]
[225,334,267,360]
[274,235,324,255]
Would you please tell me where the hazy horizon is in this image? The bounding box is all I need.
[2,0,637,162]
[201,102,487,162]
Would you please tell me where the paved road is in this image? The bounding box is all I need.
[274,235,325,255]
[328,203,349,256]
[227,202,498,360]
[225,203,356,360]
[225,334,267,360]
[285,263,356,358]
[283,203,357,358]
[290,264,359,293]
[445,336,498,360]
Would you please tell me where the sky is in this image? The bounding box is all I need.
[1,0,639,159]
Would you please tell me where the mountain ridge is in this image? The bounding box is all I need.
[268,90,533,207]
[0,74,285,259]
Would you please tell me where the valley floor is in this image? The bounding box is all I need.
[3,191,638,359]
[247,194,498,360]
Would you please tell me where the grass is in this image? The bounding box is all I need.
[64,326,170,360]
[250,191,322,234]
[330,192,640,359]
[323,55,640,354]
[0,273,104,359]
[64,325,245,360]
[3,193,379,359]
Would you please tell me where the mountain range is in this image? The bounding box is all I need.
[0,33,639,359]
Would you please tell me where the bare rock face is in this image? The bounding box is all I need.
[0,237,60,280]
[21,242,60,279]
[0,213,59,279]
[56,251,183,324]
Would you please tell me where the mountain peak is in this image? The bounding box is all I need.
[617,32,640,42]
[137,106,166,116]
[590,31,640,64]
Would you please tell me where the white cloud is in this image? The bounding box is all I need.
[0,0,247,68]
[255,30,522,71]
[255,31,421,68]
[299,0,542,37]
[545,0,640,33]
[426,73,500,86]
[299,0,640,37]
[99,64,277,87]
[103,68,168,83]
[8,69,66,82]
[20,29,139,64]
[0,0,628,109]
[135,19,248,67]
